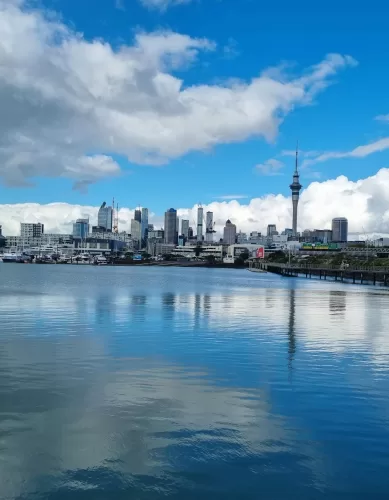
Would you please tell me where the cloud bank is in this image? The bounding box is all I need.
[1,169,389,237]
[0,1,355,190]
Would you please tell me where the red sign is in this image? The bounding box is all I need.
[256,247,264,259]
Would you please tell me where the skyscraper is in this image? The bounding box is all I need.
[134,209,142,223]
[332,217,348,242]
[181,219,190,240]
[98,202,113,232]
[267,224,277,237]
[164,208,178,244]
[223,219,236,245]
[0,225,5,248]
[205,212,214,243]
[141,208,149,241]
[197,206,203,242]
[131,219,141,242]
[289,146,302,238]
[73,219,90,239]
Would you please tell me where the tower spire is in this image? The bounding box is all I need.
[290,141,302,239]
[295,140,299,174]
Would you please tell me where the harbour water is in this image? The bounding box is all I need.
[1,265,389,499]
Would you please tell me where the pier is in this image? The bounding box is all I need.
[249,261,389,287]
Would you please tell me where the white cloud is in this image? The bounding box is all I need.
[255,158,284,176]
[216,194,248,200]
[281,149,322,158]
[375,114,389,122]
[0,1,355,190]
[301,137,389,169]
[2,168,389,237]
[140,0,193,9]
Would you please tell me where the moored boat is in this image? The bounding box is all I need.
[1,253,24,263]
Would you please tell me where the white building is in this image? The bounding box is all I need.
[172,245,223,260]
[223,219,236,245]
[223,244,265,263]
[272,234,288,244]
[20,223,44,239]
[205,212,214,243]
[131,219,141,242]
[373,237,389,247]
[197,206,204,242]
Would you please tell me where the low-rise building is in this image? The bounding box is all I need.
[373,237,389,247]
[20,222,44,239]
[172,245,223,260]
[223,244,265,263]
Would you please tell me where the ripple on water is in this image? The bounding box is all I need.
[0,265,389,499]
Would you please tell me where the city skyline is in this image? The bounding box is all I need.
[0,163,387,239]
[0,1,388,234]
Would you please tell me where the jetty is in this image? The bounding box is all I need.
[249,261,389,287]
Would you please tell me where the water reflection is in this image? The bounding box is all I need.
[162,292,176,321]
[287,288,296,377]
[329,290,347,316]
[1,266,389,498]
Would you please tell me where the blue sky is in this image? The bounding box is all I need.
[0,0,388,221]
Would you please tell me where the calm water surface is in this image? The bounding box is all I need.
[1,265,389,499]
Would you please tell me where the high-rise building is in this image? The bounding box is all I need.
[141,208,149,241]
[289,146,302,238]
[134,209,142,223]
[131,219,142,242]
[148,224,154,232]
[332,218,348,242]
[267,224,277,237]
[164,208,178,244]
[0,225,5,248]
[223,219,236,245]
[98,202,113,232]
[188,227,194,239]
[197,206,203,242]
[181,219,190,240]
[73,219,90,239]
[205,212,214,243]
[20,223,44,239]
[236,231,248,244]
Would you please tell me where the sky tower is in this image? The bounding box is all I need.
[289,144,302,238]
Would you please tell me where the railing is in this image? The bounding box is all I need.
[261,262,389,273]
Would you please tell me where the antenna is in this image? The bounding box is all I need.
[295,140,299,174]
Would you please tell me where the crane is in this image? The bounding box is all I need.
[112,198,119,234]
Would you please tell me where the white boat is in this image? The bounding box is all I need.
[94,255,108,266]
[2,252,24,263]
[72,253,92,264]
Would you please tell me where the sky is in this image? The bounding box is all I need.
[0,0,389,237]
